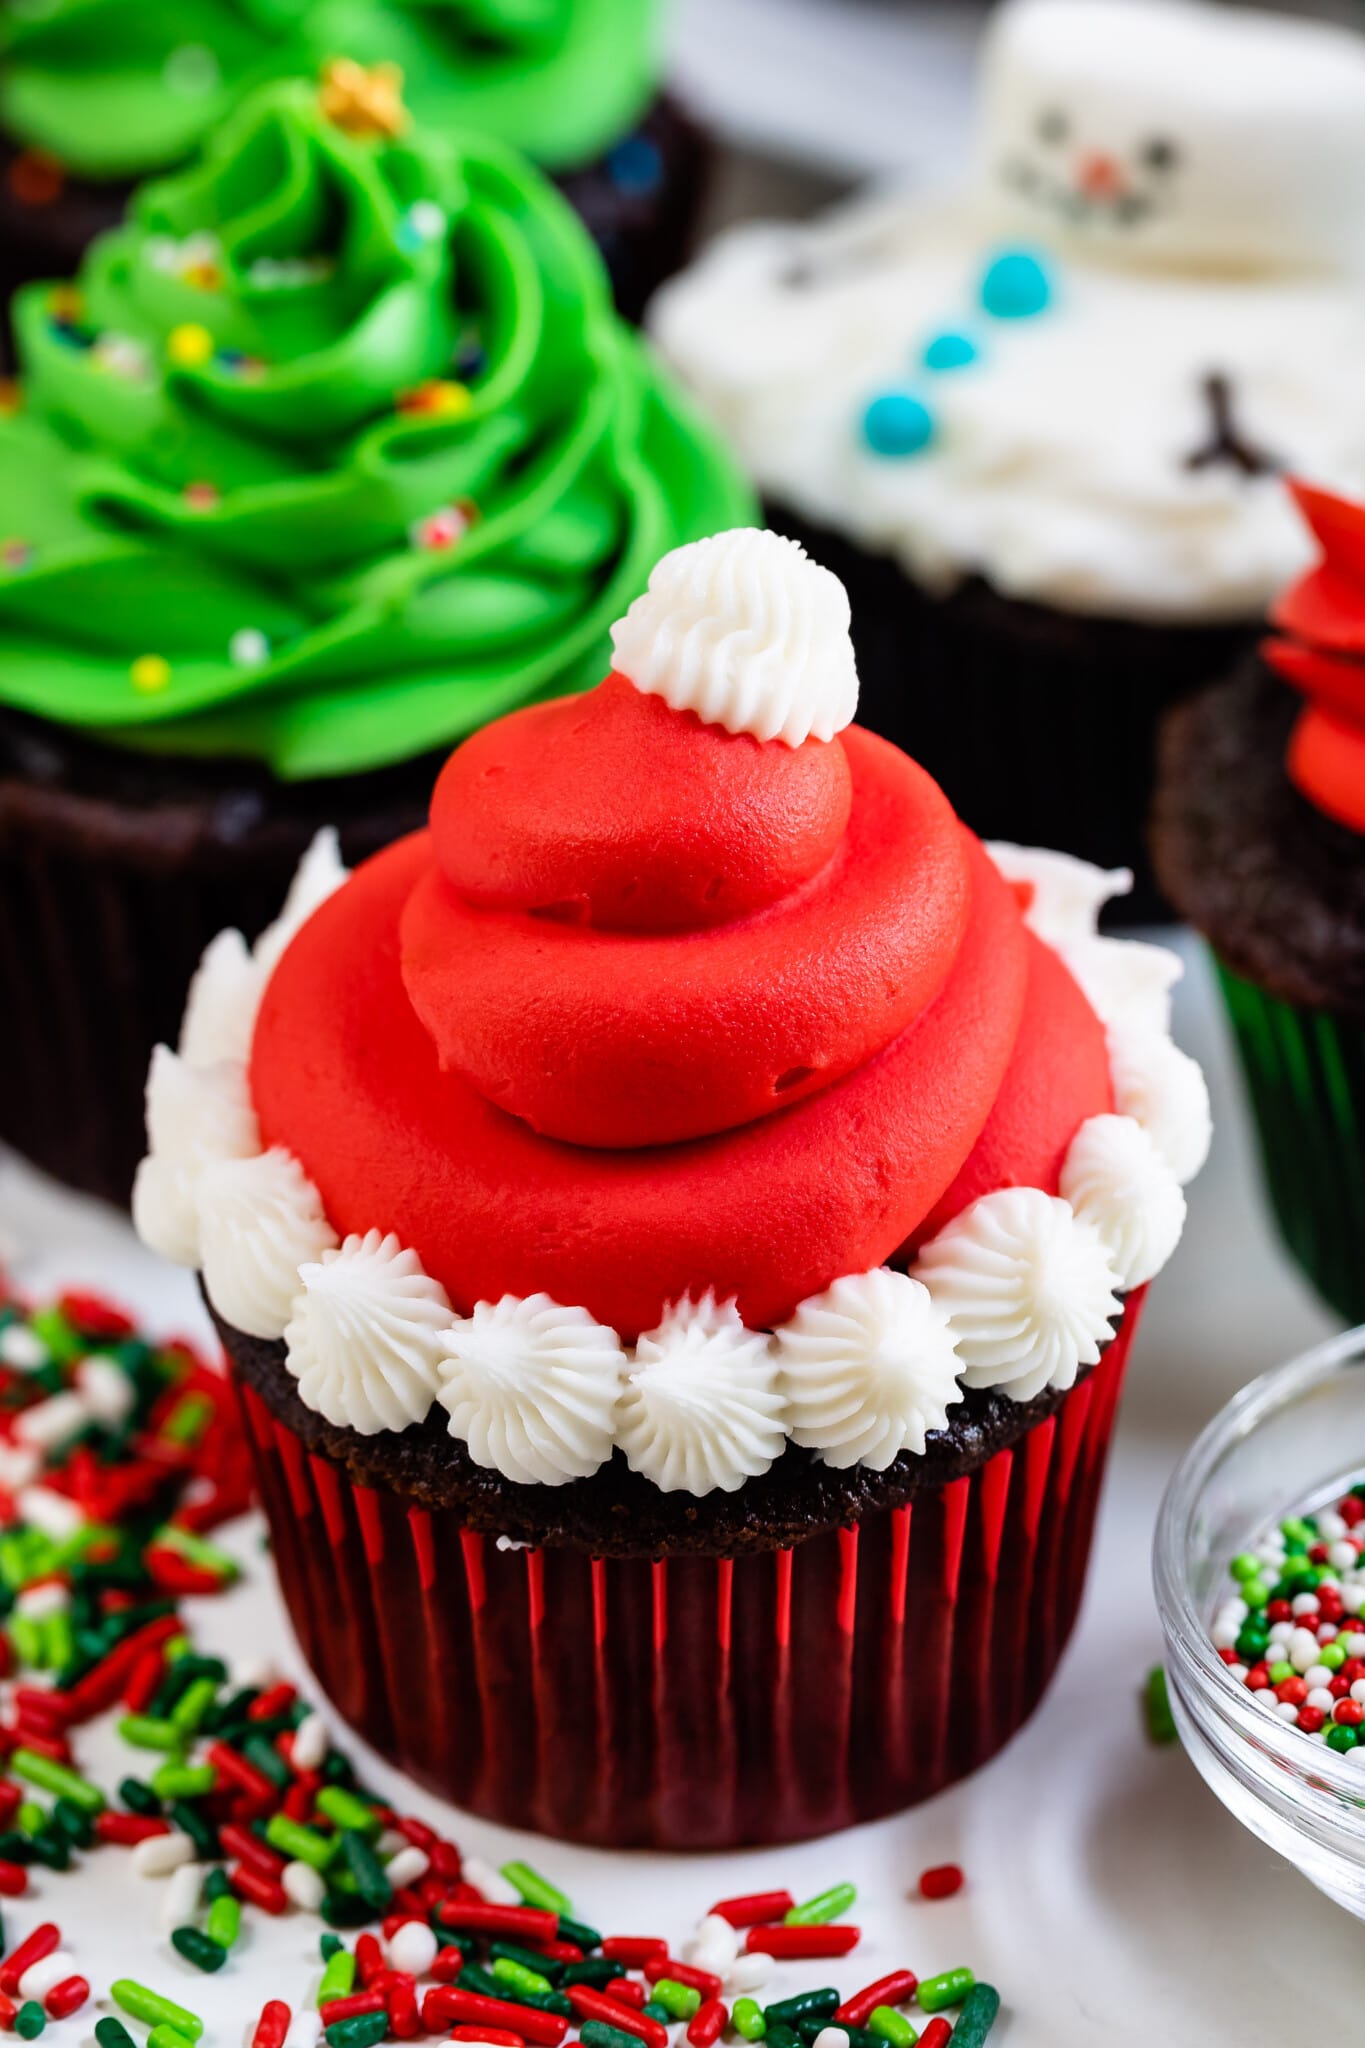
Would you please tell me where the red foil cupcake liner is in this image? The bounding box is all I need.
[235,1297,1142,1848]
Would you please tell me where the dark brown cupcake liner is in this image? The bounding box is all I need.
[0,711,435,1206]
[768,503,1254,923]
[232,1295,1143,1849]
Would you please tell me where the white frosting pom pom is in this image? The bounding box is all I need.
[179,928,264,1070]
[253,827,348,978]
[1060,934,1183,1039]
[144,1044,259,1167]
[617,1293,786,1495]
[131,1157,202,1269]
[608,528,859,748]
[198,1148,339,1340]
[133,1048,261,1266]
[775,1268,963,1469]
[986,843,1132,948]
[913,1186,1121,1404]
[435,1295,625,1487]
[283,1230,449,1436]
[1060,1114,1186,1289]
[1107,1025,1213,1185]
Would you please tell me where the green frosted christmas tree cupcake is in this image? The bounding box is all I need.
[0,1,702,318]
[0,68,753,1204]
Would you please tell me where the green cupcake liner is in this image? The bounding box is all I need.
[1217,963,1365,1324]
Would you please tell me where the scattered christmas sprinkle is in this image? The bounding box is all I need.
[1143,1666,1177,1746]
[1210,1481,1365,1752]
[6,152,64,209]
[166,326,214,371]
[319,58,409,141]
[130,656,172,695]
[398,380,473,422]
[0,1283,1001,2040]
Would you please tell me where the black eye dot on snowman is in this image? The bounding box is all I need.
[1036,107,1069,146]
[1142,136,1179,174]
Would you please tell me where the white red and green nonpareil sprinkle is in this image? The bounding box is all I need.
[0,1287,998,2045]
[1208,1483,1365,1751]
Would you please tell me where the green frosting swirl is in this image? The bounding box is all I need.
[0,79,753,780]
[0,0,661,178]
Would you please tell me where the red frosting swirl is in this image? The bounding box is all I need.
[251,676,1113,1336]
[1265,479,1365,834]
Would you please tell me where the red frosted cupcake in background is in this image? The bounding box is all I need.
[136,530,1209,1848]
[1153,480,1365,1325]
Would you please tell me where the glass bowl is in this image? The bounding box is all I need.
[1154,1325,1365,1917]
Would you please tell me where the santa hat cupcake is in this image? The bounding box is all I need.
[138,529,1209,1847]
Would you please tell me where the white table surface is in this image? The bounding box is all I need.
[0,928,1358,2045]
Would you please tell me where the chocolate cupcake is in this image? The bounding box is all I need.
[0,4,703,322]
[651,0,1365,916]
[137,529,1209,1848]
[0,73,753,1206]
[1153,482,1365,1326]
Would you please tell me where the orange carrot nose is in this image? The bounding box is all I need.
[1077,151,1124,198]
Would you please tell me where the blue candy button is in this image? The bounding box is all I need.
[922,330,979,371]
[862,392,935,457]
[979,248,1052,320]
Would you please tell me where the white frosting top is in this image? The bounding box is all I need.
[776,1268,964,1468]
[608,528,859,747]
[434,1295,624,1488]
[650,1,1365,620]
[617,1294,786,1494]
[912,1186,1122,1404]
[284,1230,451,1437]
[137,838,1207,1492]
[1060,1112,1186,1290]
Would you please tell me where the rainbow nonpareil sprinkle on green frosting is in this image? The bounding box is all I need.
[0,76,752,780]
[0,0,663,179]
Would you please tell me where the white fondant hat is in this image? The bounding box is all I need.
[975,0,1365,274]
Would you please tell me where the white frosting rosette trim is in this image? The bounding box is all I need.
[912,1187,1122,1404]
[1060,1114,1186,1291]
[777,1268,964,1467]
[133,839,1207,1489]
[435,1295,625,1488]
[284,1231,450,1437]
[1107,1024,1212,1186]
[617,1293,785,1493]
[198,1148,339,1340]
[131,1050,260,1268]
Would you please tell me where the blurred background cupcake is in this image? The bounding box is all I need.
[651,0,1365,915]
[0,68,753,1209]
[136,529,1207,1847]
[0,0,705,322]
[1152,479,1365,1328]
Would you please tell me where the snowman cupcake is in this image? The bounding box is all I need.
[652,0,1365,914]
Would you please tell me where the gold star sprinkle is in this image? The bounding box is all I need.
[319,58,408,141]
